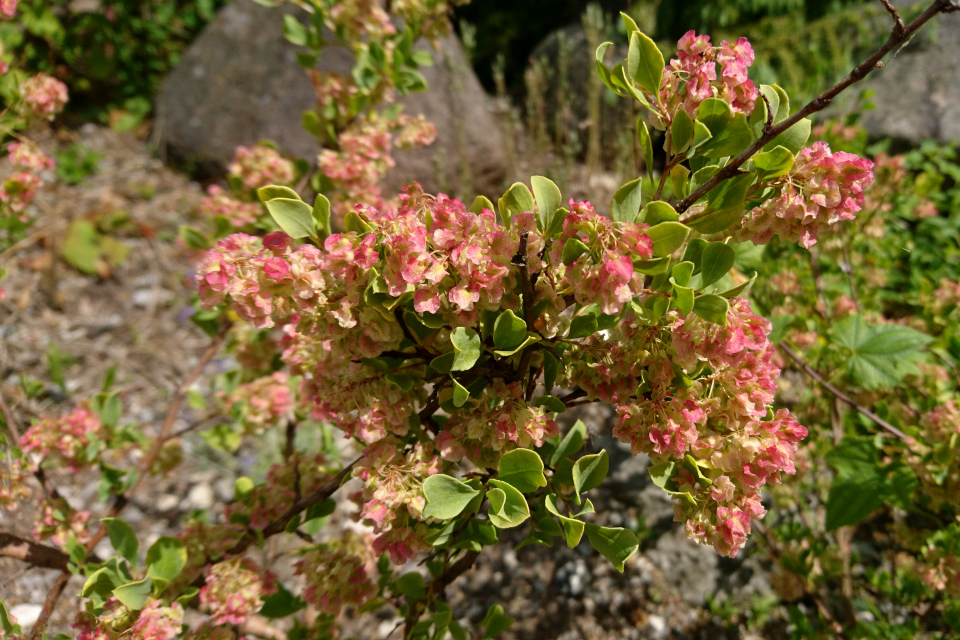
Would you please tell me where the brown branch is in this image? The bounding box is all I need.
[879,0,905,36]
[779,342,908,440]
[674,0,955,215]
[30,327,228,639]
[0,532,71,571]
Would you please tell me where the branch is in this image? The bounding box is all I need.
[30,326,228,639]
[779,342,908,440]
[675,0,955,215]
[0,532,71,571]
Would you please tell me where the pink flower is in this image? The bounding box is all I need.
[8,141,54,171]
[200,558,276,626]
[229,144,294,191]
[130,600,184,640]
[0,0,17,18]
[19,73,68,120]
[19,403,104,472]
[198,185,261,228]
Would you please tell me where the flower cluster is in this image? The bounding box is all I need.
[224,453,333,529]
[33,497,91,547]
[19,73,69,121]
[1,0,17,19]
[600,299,807,557]
[130,600,184,640]
[439,380,559,468]
[548,199,654,315]
[734,141,875,248]
[0,171,43,216]
[73,598,135,640]
[658,31,758,122]
[318,114,436,217]
[200,557,276,625]
[173,521,246,593]
[229,144,294,192]
[19,403,104,472]
[8,141,55,172]
[295,533,377,616]
[907,402,960,510]
[352,440,441,563]
[224,371,294,434]
[0,452,30,510]
[198,185,262,228]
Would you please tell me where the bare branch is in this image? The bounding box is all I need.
[880,0,906,36]
[675,0,954,216]
[0,532,71,571]
[779,342,909,440]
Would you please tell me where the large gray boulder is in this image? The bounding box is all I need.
[836,3,960,145]
[155,0,507,198]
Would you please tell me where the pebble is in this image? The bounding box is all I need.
[185,483,215,510]
[157,494,180,512]
[10,604,42,629]
[647,614,668,639]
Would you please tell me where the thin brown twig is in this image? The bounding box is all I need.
[30,326,228,639]
[779,342,909,440]
[674,0,956,216]
[0,532,71,571]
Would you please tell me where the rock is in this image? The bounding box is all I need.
[645,526,720,605]
[155,0,507,198]
[646,614,668,640]
[10,604,42,629]
[837,2,960,146]
[185,482,215,510]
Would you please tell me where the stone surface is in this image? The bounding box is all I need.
[155,0,507,198]
[835,2,960,146]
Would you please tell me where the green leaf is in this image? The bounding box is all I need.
[0,600,23,637]
[543,350,560,393]
[752,146,795,179]
[763,118,811,155]
[585,524,639,572]
[179,225,211,250]
[262,198,315,239]
[259,583,306,619]
[703,112,754,158]
[682,238,708,274]
[486,479,530,528]
[634,256,669,275]
[450,327,481,371]
[498,182,535,228]
[611,177,643,223]
[393,572,427,600]
[482,604,514,638]
[572,450,609,500]
[422,474,480,519]
[637,118,654,180]
[469,195,494,214]
[628,31,664,97]
[693,294,730,324]
[493,309,527,351]
[691,120,713,151]
[145,537,186,590]
[451,377,470,408]
[640,201,678,226]
[551,420,587,467]
[696,98,733,137]
[670,108,695,154]
[699,242,736,289]
[832,315,932,390]
[544,494,586,548]
[497,449,547,493]
[594,42,620,95]
[282,14,308,46]
[568,313,598,340]
[719,272,757,298]
[647,221,690,257]
[758,84,781,125]
[493,333,541,357]
[672,261,694,287]
[82,567,122,599]
[825,438,884,530]
[113,577,153,611]
[102,518,138,566]
[62,219,101,274]
[672,283,694,315]
[313,194,332,237]
[562,238,590,265]
[531,176,562,230]
[534,395,566,414]
[429,352,456,373]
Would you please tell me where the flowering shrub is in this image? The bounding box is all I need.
[3,2,960,639]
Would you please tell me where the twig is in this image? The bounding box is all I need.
[674,0,956,216]
[559,387,587,406]
[30,326,228,639]
[879,0,905,36]
[0,533,71,571]
[779,342,908,440]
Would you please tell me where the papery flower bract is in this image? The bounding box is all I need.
[229,144,294,191]
[296,533,377,616]
[8,142,54,172]
[200,557,276,626]
[130,599,184,640]
[33,497,91,547]
[198,185,262,228]
[18,402,104,472]
[19,73,68,120]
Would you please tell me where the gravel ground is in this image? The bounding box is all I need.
[1,125,780,639]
